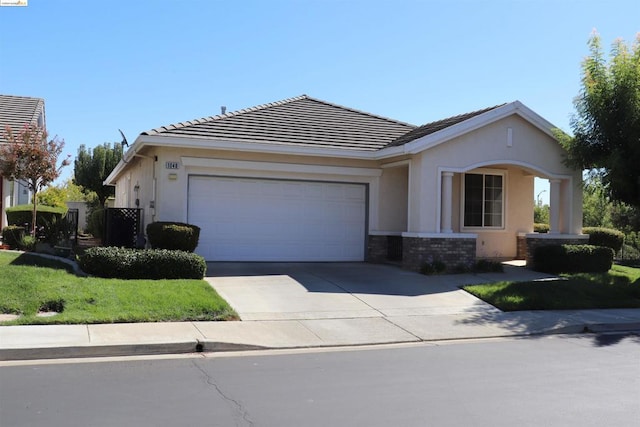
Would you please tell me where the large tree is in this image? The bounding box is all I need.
[73,142,123,206]
[560,32,640,208]
[0,124,70,236]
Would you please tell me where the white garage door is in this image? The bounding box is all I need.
[187,176,367,261]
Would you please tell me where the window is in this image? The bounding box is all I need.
[464,173,503,228]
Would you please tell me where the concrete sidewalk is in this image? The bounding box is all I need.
[2,308,640,361]
[2,262,640,361]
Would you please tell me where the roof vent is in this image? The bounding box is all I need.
[220,106,226,115]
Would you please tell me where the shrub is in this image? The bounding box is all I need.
[420,259,446,275]
[533,244,613,274]
[474,259,504,273]
[2,226,25,249]
[78,247,206,279]
[86,208,105,238]
[534,223,549,233]
[5,204,67,228]
[146,222,200,252]
[582,227,625,253]
[19,235,37,251]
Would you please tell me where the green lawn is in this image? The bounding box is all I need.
[463,265,640,311]
[0,251,237,325]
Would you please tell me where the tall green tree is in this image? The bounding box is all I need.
[73,142,123,206]
[560,32,640,208]
[0,124,70,236]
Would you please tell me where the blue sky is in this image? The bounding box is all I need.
[1,0,638,203]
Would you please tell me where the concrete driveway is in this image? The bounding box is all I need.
[205,262,505,321]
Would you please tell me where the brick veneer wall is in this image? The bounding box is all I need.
[516,235,527,260]
[367,235,388,263]
[525,235,589,267]
[367,235,403,263]
[402,236,476,272]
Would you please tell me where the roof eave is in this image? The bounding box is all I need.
[104,133,387,185]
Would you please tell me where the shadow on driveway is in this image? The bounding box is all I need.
[206,262,482,297]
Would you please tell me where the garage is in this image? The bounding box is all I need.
[187,176,367,261]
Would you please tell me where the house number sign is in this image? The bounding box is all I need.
[165,161,180,170]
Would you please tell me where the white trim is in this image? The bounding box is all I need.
[460,169,507,230]
[180,157,383,177]
[381,159,410,168]
[398,101,557,155]
[104,101,562,185]
[143,134,386,160]
[402,232,478,239]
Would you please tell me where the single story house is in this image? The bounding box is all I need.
[0,94,45,231]
[105,95,587,269]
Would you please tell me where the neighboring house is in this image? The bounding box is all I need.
[105,95,586,269]
[0,94,45,231]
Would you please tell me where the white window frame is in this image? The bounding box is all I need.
[461,168,506,230]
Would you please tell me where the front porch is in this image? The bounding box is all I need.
[369,163,586,271]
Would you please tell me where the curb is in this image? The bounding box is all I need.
[1,322,638,362]
[0,341,266,362]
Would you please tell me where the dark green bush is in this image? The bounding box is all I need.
[86,208,105,238]
[534,223,549,233]
[474,259,504,273]
[420,259,446,275]
[78,247,206,279]
[582,227,625,253]
[533,244,613,274]
[2,225,26,249]
[5,204,67,228]
[146,222,200,252]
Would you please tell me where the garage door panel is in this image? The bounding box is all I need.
[188,176,366,261]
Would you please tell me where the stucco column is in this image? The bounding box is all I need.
[441,172,454,233]
[549,178,561,234]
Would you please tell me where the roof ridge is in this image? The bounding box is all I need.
[144,94,416,135]
[145,95,311,134]
[302,96,416,128]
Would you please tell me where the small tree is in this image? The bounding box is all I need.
[73,142,123,206]
[38,178,94,208]
[0,124,70,236]
[560,32,640,208]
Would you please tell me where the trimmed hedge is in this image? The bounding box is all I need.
[582,227,625,253]
[146,222,200,252]
[5,204,67,227]
[2,226,26,249]
[533,244,613,274]
[78,247,207,279]
[534,223,549,233]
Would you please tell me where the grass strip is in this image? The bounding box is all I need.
[0,252,237,325]
[463,265,640,311]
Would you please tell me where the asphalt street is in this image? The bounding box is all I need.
[1,333,639,427]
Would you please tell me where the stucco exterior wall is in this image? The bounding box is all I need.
[117,146,386,232]
[378,166,408,232]
[408,115,579,234]
[470,166,534,258]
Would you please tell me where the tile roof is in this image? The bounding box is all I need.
[142,95,416,151]
[0,94,45,143]
[386,104,507,147]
